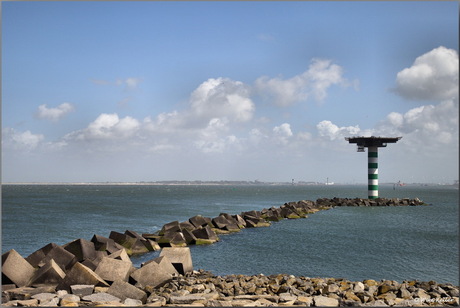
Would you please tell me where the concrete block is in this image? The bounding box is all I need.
[182,228,197,245]
[91,234,125,254]
[124,230,146,240]
[143,239,161,251]
[57,262,109,291]
[159,247,193,275]
[130,256,178,289]
[179,221,196,231]
[107,279,147,303]
[70,284,94,297]
[129,238,151,254]
[109,231,149,255]
[28,259,66,286]
[95,257,132,283]
[62,238,97,262]
[42,245,77,271]
[192,226,219,244]
[159,221,181,235]
[232,214,247,228]
[25,243,59,268]
[188,215,209,229]
[2,249,37,287]
[109,231,137,247]
[107,249,131,262]
[81,258,98,271]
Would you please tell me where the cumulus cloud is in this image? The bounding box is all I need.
[65,113,140,141]
[316,120,361,140]
[255,58,351,106]
[36,102,75,121]
[190,77,255,123]
[393,46,458,101]
[2,128,44,149]
[378,99,458,146]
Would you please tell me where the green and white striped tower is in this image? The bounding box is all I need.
[345,136,402,199]
[368,146,379,199]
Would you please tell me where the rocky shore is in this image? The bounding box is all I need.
[2,269,459,307]
[4,196,457,307]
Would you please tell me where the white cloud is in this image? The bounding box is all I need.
[255,58,351,106]
[2,128,44,150]
[66,113,140,141]
[116,77,142,90]
[190,77,255,123]
[393,46,459,101]
[36,102,75,121]
[316,120,361,140]
[92,77,142,90]
[378,99,458,146]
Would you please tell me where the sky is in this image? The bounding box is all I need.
[2,1,459,184]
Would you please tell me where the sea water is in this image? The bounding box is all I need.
[1,184,458,285]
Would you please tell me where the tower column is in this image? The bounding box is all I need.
[368,146,378,199]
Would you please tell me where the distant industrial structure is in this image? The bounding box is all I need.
[345,136,402,199]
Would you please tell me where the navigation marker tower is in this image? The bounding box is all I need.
[345,136,402,199]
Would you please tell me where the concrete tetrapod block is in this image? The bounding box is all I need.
[107,279,147,304]
[28,259,66,286]
[159,247,193,275]
[2,249,37,287]
[62,238,98,262]
[57,262,109,291]
[94,257,132,283]
[130,255,178,289]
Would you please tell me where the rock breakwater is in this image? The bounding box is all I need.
[3,196,448,307]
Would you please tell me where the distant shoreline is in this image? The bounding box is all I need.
[2,181,457,187]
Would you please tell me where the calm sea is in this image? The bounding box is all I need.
[1,184,458,285]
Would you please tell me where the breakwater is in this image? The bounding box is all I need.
[4,197,458,307]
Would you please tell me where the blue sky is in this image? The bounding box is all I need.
[2,1,458,184]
